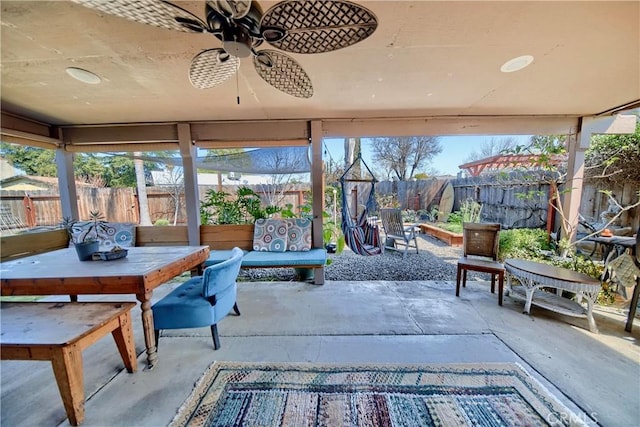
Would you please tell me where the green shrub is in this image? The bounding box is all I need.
[440,222,463,233]
[200,186,277,224]
[154,219,170,226]
[459,199,482,223]
[498,228,551,261]
[446,211,462,225]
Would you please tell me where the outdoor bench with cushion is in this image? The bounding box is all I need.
[1,220,327,284]
[203,218,327,285]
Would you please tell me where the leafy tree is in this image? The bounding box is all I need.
[370,136,442,181]
[585,118,640,184]
[0,143,57,176]
[508,134,639,257]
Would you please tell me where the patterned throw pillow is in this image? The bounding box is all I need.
[285,218,312,251]
[100,223,136,250]
[253,219,288,252]
[69,221,136,250]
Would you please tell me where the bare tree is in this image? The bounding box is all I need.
[256,149,307,209]
[370,136,442,181]
[463,136,521,163]
[162,166,184,225]
[344,138,361,177]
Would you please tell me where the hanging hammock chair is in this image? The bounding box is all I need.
[339,154,383,256]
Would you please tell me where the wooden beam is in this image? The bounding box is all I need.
[0,112,53,138]
[60,124,178,144]
[190,121,309,142]
[196,139,308,148]
[64,142,178,153]
[322,116,578,138]
[1,128,61,149]
[311,120,324,250]
[178,123,200,245]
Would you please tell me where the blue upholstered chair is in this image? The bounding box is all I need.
[152,247,243,350]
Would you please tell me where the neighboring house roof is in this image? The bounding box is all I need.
[0,158,20,180]
[0,175,91,190]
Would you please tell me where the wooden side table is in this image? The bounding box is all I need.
[1,302,138,426]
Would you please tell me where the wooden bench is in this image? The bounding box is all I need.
[138,224,327,284]
[0,302,138,426]
[1,224,327,283]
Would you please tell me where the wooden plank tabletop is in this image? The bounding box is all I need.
[0,301,136,345]
[0,246,210,296]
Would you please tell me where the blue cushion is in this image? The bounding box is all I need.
[241,248,326,267]
[152,277,217,329]
[204,249,249,267]
[152,247,243,330]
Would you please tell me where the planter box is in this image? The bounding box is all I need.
[419,223,463,247]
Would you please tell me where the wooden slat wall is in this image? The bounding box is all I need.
[200,225,254,250]
[135,226,189,246]
[0,229,69,261]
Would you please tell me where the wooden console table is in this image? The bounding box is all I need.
[504,259,602,333]
[0,302,138,426]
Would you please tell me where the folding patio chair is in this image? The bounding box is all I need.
[379,208,419,259]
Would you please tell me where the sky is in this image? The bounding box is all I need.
[323,135,532,177]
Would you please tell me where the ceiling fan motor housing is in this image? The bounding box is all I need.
[221,25,253,58]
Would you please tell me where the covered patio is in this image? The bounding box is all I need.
[2,271,639,426]
[1,1,639,426]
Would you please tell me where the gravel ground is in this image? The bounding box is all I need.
[239,234,471,282]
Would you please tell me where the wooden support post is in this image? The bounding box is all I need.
[22,194,36,227]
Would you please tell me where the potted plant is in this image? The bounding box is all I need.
[323,219,345,254]
[61,211,107,261]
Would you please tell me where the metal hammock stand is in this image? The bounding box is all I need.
[339,154,383,256]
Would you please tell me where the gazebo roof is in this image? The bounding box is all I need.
[458,154,566,177]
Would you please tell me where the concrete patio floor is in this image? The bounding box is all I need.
[1,279,639,427]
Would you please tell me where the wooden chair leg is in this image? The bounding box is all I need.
[490,274,496,294]
[462,269,467,287]
[456,266,462,296]
[498,272,504,306]
[154,330,160,350]
[211,324,221,350]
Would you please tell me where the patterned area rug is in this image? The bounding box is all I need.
[171,362,585,427]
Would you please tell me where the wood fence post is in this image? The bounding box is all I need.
[23,193,36,227]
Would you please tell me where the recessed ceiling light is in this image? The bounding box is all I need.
[65,67,101,84]
[500,55,534,73]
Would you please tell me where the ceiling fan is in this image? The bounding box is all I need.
[71,0,378,99]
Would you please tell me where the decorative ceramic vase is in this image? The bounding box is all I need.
[74,241,99,261]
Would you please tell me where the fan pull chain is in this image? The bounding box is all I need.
[236,64,240,105]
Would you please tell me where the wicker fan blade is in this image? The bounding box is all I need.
[253,50,313,98]
[206,0,253,19]
[189,49,239,89]
[260,0,378,54]
[72,0,208,33]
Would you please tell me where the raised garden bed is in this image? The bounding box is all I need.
[419,223,463,247]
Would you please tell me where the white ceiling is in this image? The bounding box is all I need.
[1,0,639,127]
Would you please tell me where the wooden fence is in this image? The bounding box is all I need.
[2,178,637,234]
[451,176,639,231]
[0,184,309,233]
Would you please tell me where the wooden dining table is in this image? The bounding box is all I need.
[0,245,210,369]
